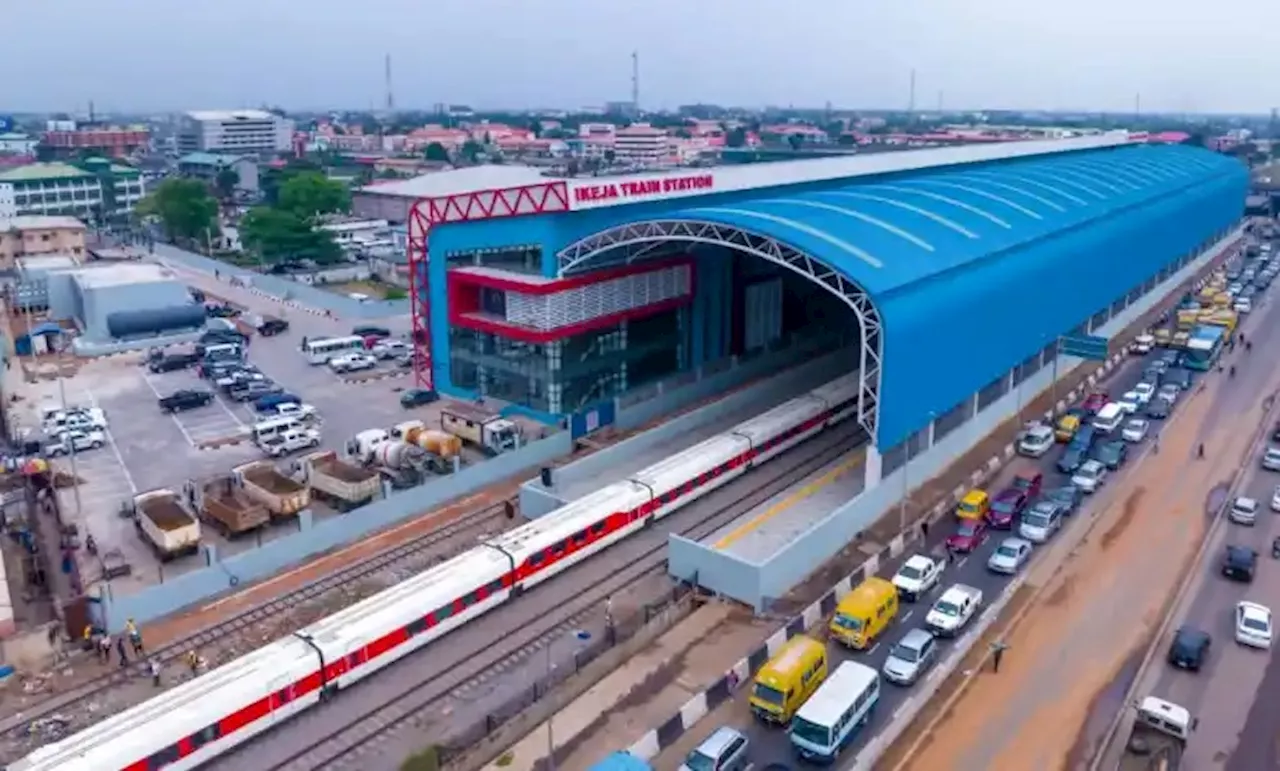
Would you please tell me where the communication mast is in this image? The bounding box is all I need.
[631,50,640,113]
[385,53,395,112]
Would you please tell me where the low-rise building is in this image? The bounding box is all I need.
[0,162,145,219]
[613,123,668,167]
[40,125,150,159]
[317,215,394,256]
[0,133,39,155]
[0,215,87,267]
[177,152,260,194]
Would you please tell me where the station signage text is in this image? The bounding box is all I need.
[573,173,715,205]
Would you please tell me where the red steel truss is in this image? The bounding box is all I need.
[406,181,571,389]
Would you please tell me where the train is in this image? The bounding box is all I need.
[14,373,860,771]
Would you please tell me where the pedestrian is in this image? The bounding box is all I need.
[1198,442,1205,459]
[149,658,162,687]
[1153,434,1160,455]
[991,640,1010,673]
[944,542,955,563]
[126,618,144,655]
[920,519,930,540]
[116,636,128,667]
[98,633,112,664]
[185,649,200,676]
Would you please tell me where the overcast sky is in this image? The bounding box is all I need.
[9,0,1276,115]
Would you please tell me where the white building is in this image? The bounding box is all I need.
[0,133,38,155]
[317,215,394,256]
[613,123,668,168]
[178,110,294,155]
[0,184,14,218]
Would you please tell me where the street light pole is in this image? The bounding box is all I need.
[546,642,556,771]
[56,377,82,518]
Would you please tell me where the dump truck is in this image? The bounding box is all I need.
[131,489,200,561]
[197,475,270,537]
[440,404,521,456]
[234,460,311,520]
[1118,696,1194,771]
[303,450,382,510]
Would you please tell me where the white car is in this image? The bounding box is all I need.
[1122,418,1150,443]
[1235,298,1253,314]
[1117,393,1140,414]
[43,407,108,433]
[925,584,983,637]
[1017,425,1055,458]
[1132,382,1155,406]
[1230,497,1259,526]
[46,429,106,456]
[987,537,1033,575]
[372,340,409,360]
[329,353,378,373]
[890,554,944,602]
[1271,485,1280,512]
[275,402,318,420]
[1132,334,1154,354]
[1157,383,1181,404]
[1071,460,1108,493]
[1236,601,1273,649]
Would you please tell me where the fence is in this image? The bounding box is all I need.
[436,584,696,770]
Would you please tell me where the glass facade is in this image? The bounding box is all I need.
[446,245,543,275]
[449,308,684,413]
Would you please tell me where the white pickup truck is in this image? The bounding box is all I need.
[258,428,321,458]
[925,584,983,637]
[891,554,944,602]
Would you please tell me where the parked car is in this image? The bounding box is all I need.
[257,317,290,336]
[352,325,392,339]
[229,380,283,402]
[372,339,409,360]
[329,353,378,374]
[149,352,200,373]
[400,388,439,408]
[158,389,214,413]
[46,429,106,456]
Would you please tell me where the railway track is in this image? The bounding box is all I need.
[1,501,513,753]
[236,422,867,771]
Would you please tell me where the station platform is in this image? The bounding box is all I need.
[705,445,867,563]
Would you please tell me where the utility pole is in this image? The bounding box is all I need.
[384,53,395,112]
[908,69,917,115]
[631,50,640,114]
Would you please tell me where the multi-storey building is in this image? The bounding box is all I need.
[613,123,669,167]
[0,162,145,219]
[0,133,39,156]
[41,125,150,159]
[178,110,294,155]
[0,215,87,266]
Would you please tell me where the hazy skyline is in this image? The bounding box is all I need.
[9,0,1279,115]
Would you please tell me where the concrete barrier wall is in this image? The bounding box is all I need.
[672,227,1242,609]
[100,431,574,630]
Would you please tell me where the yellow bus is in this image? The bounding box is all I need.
[749,635,829,724]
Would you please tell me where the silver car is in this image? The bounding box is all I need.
[1262,447,1280,472]
[680,726,749,771]
[988,537,1033,574]
[881,628,938,686]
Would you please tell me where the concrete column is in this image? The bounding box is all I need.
[546,341,561,414]
[690,259,707,367]
[618,320,629,391]
[864,444,883,491]
[970,393,979,420]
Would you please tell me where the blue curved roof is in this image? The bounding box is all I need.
[666,143,1247,448]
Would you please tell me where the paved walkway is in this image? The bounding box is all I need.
[892,336,1280,770]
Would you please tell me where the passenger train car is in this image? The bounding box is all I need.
[14,373,860,771]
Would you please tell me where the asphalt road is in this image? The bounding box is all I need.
[734,342,1192,768]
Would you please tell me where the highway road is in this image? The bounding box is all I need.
[728,333,1186,769]
[1100,339,1280,769]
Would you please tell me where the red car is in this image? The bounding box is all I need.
[986,488,1028,529]
[946,518,988,553]
[1011,471,1043,500]
[1081,392,1109,415]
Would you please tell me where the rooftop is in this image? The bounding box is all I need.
[186,109,277,122]
[72,263,176,289]
[0,215,86,231]
[357,165,548,199]
[178,152,253,167]
[0,163,94,183]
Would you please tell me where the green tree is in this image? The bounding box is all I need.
[725,127,747,148]
[603,149,617,165]
[423,142,450,162]
[240,207,343,266]
[214,167,240,201]
[787,134,804,151]
[461,139,483,163]
[136,178,218,244]
[278,172,351,218]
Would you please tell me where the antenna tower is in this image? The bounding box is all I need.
[631,51,640,113]
[385,53,395,112]
[908,69,916,114]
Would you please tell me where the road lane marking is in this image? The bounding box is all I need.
[80,385,137,494]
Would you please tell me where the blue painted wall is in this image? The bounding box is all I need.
[876,169,1246,448]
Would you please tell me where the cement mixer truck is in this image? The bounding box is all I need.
[369,421,462,487]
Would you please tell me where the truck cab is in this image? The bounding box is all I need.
[1121,696,1193,770]
[440,405,522,455]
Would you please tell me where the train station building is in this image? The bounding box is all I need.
[409,133,1246,487]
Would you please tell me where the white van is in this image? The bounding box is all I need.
[251,417,303,443]
[1092,402,1125,434]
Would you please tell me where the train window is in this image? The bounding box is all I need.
[347,652,362,668]
[189,723,220,750]
[435,606,454,623]
[487,579,504,593]
[407,618,427,636]
[591,522,606,535]
[552,540,566,555]
[573,531,588,545]
[530,552,544,566]
[465,590,481,605]
[148,745,182,769]
[277,684,295,705]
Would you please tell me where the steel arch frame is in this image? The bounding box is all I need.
[557,219,884,440]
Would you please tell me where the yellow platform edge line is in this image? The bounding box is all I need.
[714,446,867,550]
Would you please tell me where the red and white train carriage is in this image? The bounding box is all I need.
[15,373,860,771]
